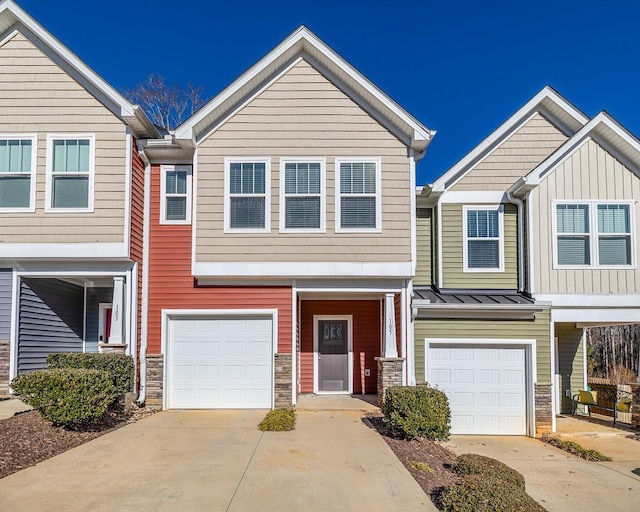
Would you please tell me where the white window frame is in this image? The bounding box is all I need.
[279,157,326,233]
[160,165,192,225]
[334,157,382,233]
[0,133,37,212]
[552,199,636,269]
[224,157,271,233]
[462,204,505,272]
[45,134,95,213]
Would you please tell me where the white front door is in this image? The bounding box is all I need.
[428,344,527,435]
[167,316,273,409]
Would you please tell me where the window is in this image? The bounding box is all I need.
[463,206,504,271]
[336,158,381,232]
[554,202,634,267]
[280,159,325,231]
[46,135,94,211]
[224,158,270,232]
[0,135,36,210]
[160,165,192,224]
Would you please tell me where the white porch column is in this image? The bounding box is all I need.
[108,277,125,344]
[383,293,398,358]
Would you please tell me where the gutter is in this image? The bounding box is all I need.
[506,190,525,293]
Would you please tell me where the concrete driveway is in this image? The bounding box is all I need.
[0,409,435,512]
[448,434,640,512]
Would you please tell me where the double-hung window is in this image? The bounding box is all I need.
[555,201,633,267]
[280,159,324,231]
[225,158,270,232]
[463,206,504,271]
[46,135,94,211]
[336,158,381,232]
[0,135,36,210]
[160,165,192,224]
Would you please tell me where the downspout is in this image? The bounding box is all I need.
[136,145,151,405]
[506,191,525,293]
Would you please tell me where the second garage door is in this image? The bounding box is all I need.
[167,316,273,409]
[428,344,527,435]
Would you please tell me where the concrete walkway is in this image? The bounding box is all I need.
[448,434,640,512]
[0,409,435,512]
[0,398,32,419]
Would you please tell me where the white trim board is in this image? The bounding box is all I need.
[159,164,193,225]
[0,243,128,259]
[551,308,640,323]
[278,157,326,233]
[535,294,640,307]
[0,133,37,212]
[192,261,413,278]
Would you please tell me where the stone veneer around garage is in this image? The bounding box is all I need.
[274,353,292,408]
[534,382,553,437]
[375,357,404,407]
[145,354,164,408]
[0,341,9,397]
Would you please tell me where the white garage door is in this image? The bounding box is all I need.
[168,316,273,409]
[428,345,527,435]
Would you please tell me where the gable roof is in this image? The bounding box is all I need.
[174,26,435,157]
[0,0,159,139]
[427,86,589,194]
[510,111,640,194]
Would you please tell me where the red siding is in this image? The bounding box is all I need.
[300,300,381,394]
[147,164,292,355]
[130,140,145,387]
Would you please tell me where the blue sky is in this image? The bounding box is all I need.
[18,0,640,185]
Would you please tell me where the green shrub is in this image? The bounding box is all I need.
[382,385,450,440]
[47,353,133,400]
[11,368,114,428]
[542,436,612,461]
[440,475,546,512]
[258,408,296,431]
[455,453,525,489]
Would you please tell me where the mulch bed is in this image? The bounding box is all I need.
[366,414,459,505]
[0,406,156,479]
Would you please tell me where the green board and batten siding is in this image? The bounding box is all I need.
[441,203,519,289]
[414,308,551,384]
[555,323,584,413]
[415,208,432,285]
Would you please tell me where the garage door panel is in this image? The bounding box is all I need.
[428,344,527,435]
[168,316,273,409]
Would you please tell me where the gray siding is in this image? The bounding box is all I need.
[85,287,113,353]
[0,269,12,341]
[556,323,584,413]
[18,278,83,373]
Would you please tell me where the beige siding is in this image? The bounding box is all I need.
[413,308,551,384]
[415,208,432,284]
[452,113,568,192]
[532,139,640,293]
[441,203,518,289]
[0,32,127,244]
[556,323,584,413]
[195,60,411,263]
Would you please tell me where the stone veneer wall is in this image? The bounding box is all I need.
[534,383,553,437]
[274,353,292,408]
[98,343,127,354]
[375,357,404,407]
[146,354,164,408]
[631,383,640,431]
[0,341,9,397]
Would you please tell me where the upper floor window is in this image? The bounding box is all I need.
[0,135,36,211]
[46,135,94,211]
[224,158,270,232]
[555,201,633,267]
[463,206,504,271]
[280,159,325,232]
[160,165,192,224]
[336,158,381,232]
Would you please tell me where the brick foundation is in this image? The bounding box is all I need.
[0,341,9,398]
[630,383,640,431]
[98,343,127,354]
[145,354,164,409]
[375,357,404,407]
[535,383,553,437]
[274,353,292,408]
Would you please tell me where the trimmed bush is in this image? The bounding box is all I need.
[455,453,525,489]
[440,475,546,512]
[47,353,134,400]
[382,385,450,440]
[258,408,296,431]
[11,368,114,428]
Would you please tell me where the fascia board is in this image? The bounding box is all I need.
[430,86,589,192]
